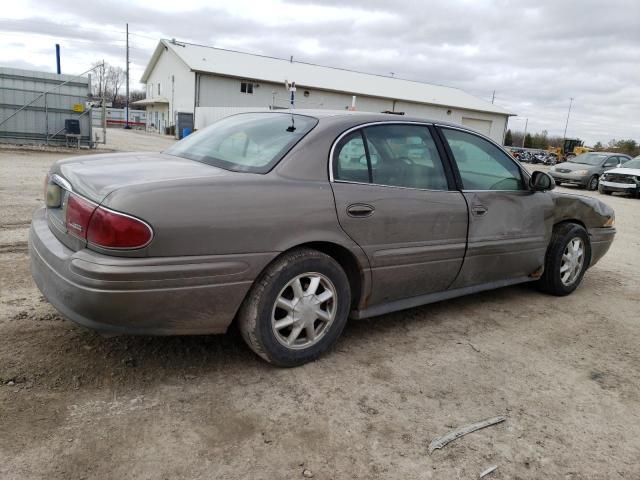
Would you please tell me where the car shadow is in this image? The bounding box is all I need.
[8,283,544,391]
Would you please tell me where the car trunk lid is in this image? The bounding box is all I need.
[44,151,231,252]
[51,151,229,203]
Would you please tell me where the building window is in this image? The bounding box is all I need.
[157,83,161,95]
[240,81,254,94]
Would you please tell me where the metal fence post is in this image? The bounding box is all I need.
[44,92,49,145]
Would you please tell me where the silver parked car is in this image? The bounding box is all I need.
[30,112,616,366]
[549,152,632,190]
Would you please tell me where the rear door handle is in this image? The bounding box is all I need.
[471,205,488,216]
[347,203,375,218]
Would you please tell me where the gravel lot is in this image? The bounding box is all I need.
[1,130,639,479]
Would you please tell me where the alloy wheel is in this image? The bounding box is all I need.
[560,237,585,286]
[271,272,337,349]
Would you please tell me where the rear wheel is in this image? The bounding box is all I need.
[237,248,351,367]
[537,223,590,296]
[587,175,599,191]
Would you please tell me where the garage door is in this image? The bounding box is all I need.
[461,117,492,137]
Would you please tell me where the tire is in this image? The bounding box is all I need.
[587,175,599,191]
[237,248,351,367]
[536,223,591,296]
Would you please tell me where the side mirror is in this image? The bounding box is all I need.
[530,171,555,191]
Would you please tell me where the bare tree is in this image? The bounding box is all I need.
[90,61,126,105]
[90,61,106,100]
[129,90,146,108]
[106,65,125,105]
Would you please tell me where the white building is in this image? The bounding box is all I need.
[137,39,513,143]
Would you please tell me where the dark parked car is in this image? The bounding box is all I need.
[30,112,616,366]
[598,156,640,197]
[549,152,632,190]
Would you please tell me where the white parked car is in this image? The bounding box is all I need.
[599,156,640,197]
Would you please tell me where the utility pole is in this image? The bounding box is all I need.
[55,44,61,74]
[125,23,130,129]
[522,118,529,148]
[563,97,573,140]
[491,90,495,104]
[102,60,107,143]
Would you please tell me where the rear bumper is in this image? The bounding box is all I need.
[29,208,275,335]
[588,227,616,268]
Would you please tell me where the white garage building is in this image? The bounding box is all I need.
[137,39,513,143]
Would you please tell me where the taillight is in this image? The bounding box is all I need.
[65,193,97,239]
[63,191,153,249]
[87,207,153,249]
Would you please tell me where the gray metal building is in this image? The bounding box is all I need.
[0,67,92,147]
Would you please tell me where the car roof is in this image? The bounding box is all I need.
[584,151,625,156]
[244,108,462,127]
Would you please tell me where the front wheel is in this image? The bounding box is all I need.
[536,223,591,296]
[237,248,351,367]
[587,175,599,191]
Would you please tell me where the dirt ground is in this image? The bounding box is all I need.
[1,130,639,479]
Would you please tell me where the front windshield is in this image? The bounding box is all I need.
[570,153,608,166]
[165,113,318,173]
[622,158,640,169]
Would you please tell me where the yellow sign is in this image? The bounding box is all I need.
[72,103,85,113]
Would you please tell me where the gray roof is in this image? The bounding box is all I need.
[141,39,514,117]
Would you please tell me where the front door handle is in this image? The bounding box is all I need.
[471,205,488,216]
[347,203,375,218]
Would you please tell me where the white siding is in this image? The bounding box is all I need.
[197,75,393,111]
[194,74,508,143]
[461,117,492,137]
[144,47,195,126]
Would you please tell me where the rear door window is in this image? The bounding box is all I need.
[334,132,370,183]
[364,124,448,190]
[333,124,448,190]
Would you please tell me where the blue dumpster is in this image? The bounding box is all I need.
[182,127,192,138]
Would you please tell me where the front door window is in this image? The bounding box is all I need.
[441,128,526,191]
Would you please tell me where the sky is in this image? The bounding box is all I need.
[0,0,638,145]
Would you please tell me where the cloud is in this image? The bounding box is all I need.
[2,0,639,144]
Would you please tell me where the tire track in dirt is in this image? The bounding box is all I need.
[0,221,31,229]
[0,241,28,254]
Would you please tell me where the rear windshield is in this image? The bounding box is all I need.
[165,113,318,173]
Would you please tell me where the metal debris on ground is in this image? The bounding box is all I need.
[428,415,506,454]
[479,465,498,478]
